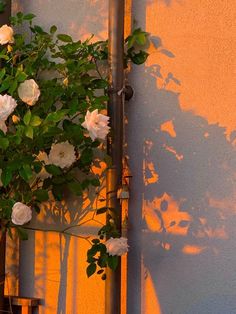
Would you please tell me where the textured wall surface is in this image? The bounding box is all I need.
[8,0,236,314]
[126,0,236,314]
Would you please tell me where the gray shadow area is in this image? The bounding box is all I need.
[126,40,236,314]
[12,0,108,40]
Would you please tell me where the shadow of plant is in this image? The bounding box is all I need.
[126,39,236,314]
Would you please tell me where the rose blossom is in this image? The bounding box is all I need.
[0,121,7,134]
[18,79,40,106]
[82,109,110,141]
[105,237,129,256]
[0,94,17,121]
[49,141,76,169]
[0,25,14,45]
[11,202,32,225]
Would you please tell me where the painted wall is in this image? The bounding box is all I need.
[7,0,236,314]
[126,0,236,314]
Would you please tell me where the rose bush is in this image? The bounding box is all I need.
[0,12,149,278]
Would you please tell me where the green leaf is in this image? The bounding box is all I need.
[57,34,73,42]
[0,79,10,93]
[30,115,42,127]
[45,110,69,123]
[0,138,9,150]
[1,168,13,187]
[23,110,32,125]
[107,255,119,270]
[0,1,6,13]
[92,239,100,244]
[16,12,23,19]
[23,13,36,21]
[33,162,42,173]
[45,164,62,176]
[0,54,9,61]
[96,207,107,215]
[8,80,18,95]
[25,125,34,139]
[52,185,63,201]
[34,203,41,214]
[86,263,97,278]
[68,181,82,196]
[90,178,100,187]
[97,269,104,275]
[0,68,6,80]
[50,25,57,34]
[33,25,45,34]
[130,50,149,65]
[16,227,28,240]
[33,189,49,202]
[19,164,33,182]
[16,71,27,83]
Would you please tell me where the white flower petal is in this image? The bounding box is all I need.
[18,79,40,106]
[0,25,14,45]
[105,237,129,256]
[0,121,7,134]
[0,94,17,121]
[11,202,32,225]
[82,109,110,141]
[49,141,76,169]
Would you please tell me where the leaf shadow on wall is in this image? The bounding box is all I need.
[126,46,236,314]
[19,164,106,314]
[12,0,108,40]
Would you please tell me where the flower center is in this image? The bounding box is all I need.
[59,151,65,158]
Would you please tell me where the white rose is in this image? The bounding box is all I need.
[18,79,40,106]
[0,121,7,134]
[0,94,17,121]
[0,25,14,45]
[49,141,76,169]
[105,237,129,256]
[82,109,110,141]
[11,202,32,225]
[36,151,52,180]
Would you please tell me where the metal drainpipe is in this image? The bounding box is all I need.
[106,1,125,314]
[0,3,11,311]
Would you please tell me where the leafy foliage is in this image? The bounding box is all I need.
[0,13,149,277]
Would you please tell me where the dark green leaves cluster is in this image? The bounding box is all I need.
[0,0,5,13]
[87,238,118,280]
[125,28,149,65]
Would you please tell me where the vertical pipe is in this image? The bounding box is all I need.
[106,1,125,314]
[0,3,12,310]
